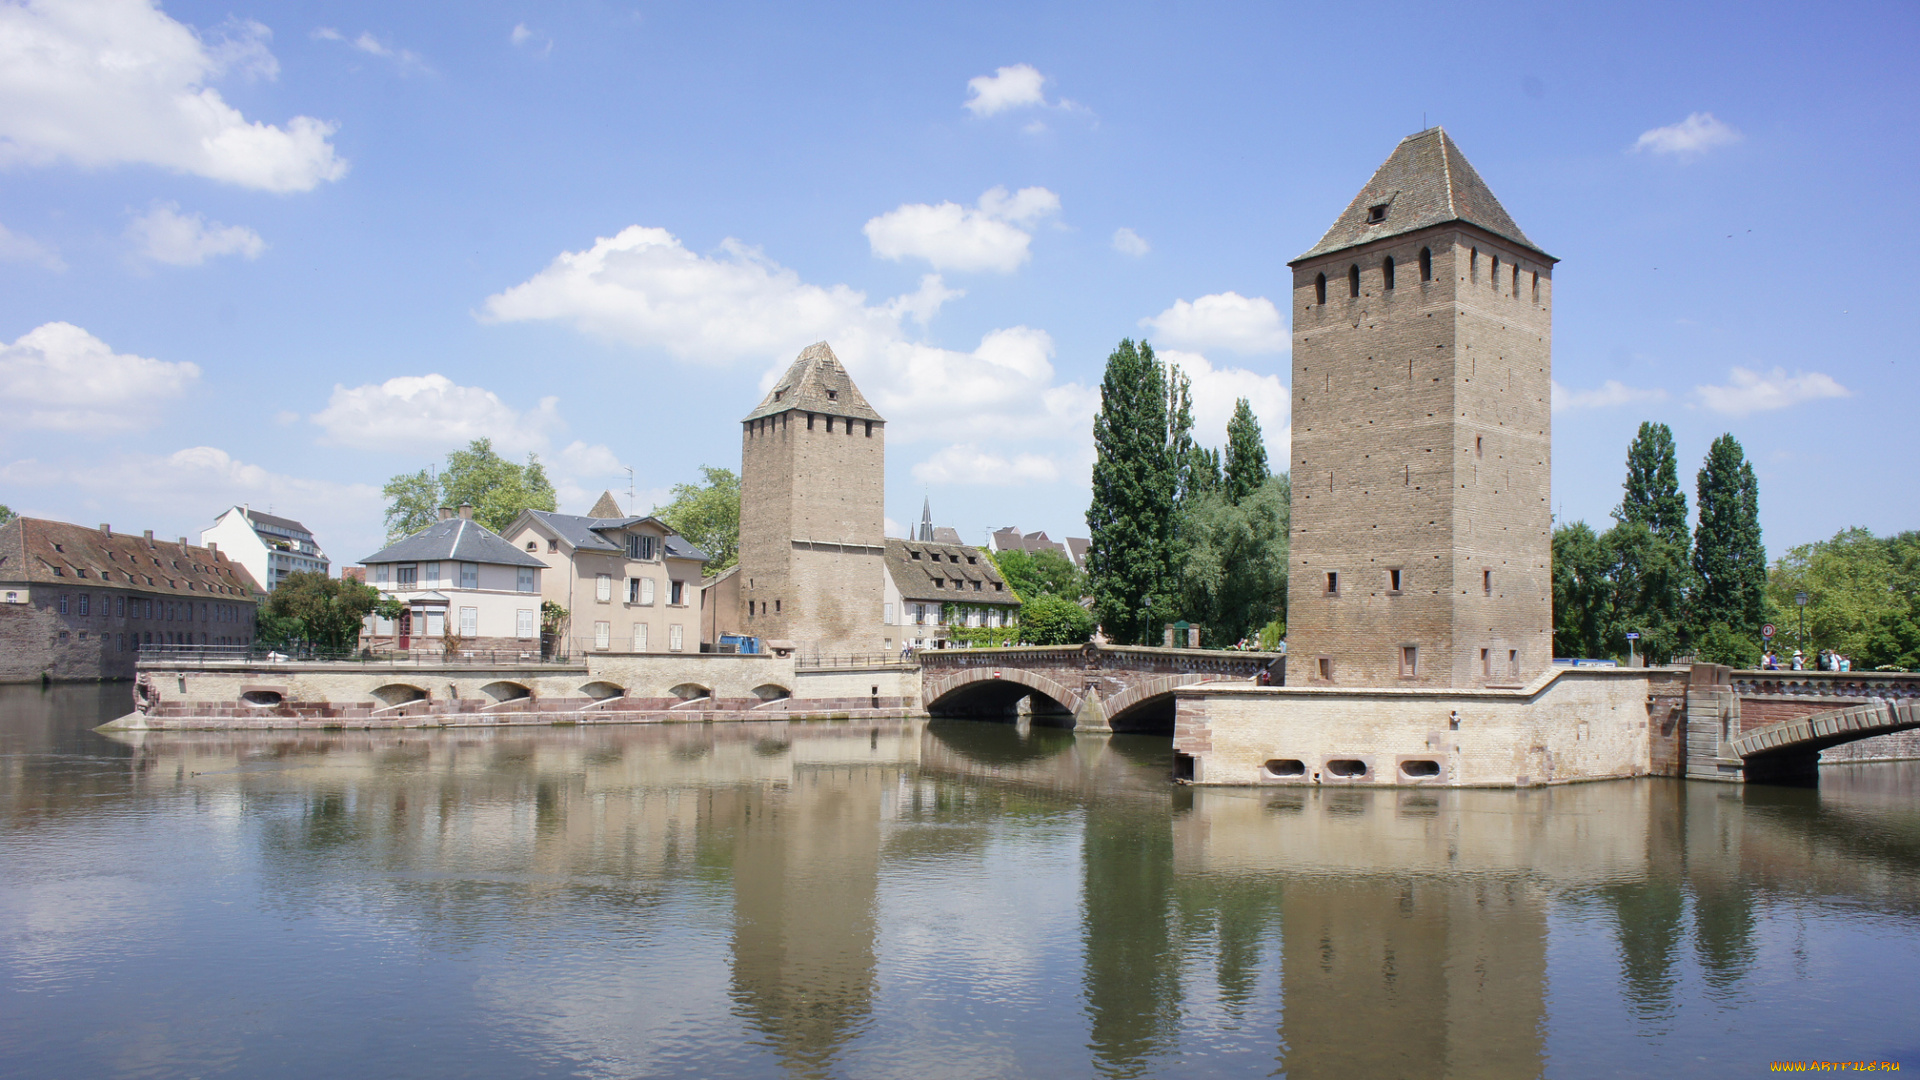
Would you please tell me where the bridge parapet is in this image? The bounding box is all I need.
[1730,670,1920,702]
[918,645,1280,731]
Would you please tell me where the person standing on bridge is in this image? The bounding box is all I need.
[1791,649,1805,670]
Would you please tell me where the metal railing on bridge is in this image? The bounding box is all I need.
[135,643,578,668]
[796,652,915,670]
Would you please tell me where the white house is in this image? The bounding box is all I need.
[359,505,547,653]
[201,506,329,592]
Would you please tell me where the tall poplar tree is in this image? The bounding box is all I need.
[1693,434,1766,634]
[1087,339,1176,644]
[1615,421,1689,547]
[1222,398,1269,505]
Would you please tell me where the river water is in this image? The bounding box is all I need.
[2,683,1917,1079]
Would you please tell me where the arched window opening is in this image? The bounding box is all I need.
[1470,247,1478,281]
[1348,264,1360,298]
[1512,264,1520,296]
[1314,273,1326,305]
[1419,247,1432,281]
[1490,254,1500,286]
[1531,271,1539,302]
[1382,256,1396,290]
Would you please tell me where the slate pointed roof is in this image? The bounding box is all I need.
[742,341,884,423]
[360,517,547,568]
[1291,128,1552,264]
[587,490,624,518]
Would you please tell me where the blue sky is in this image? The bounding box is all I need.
[2,0,1914,566]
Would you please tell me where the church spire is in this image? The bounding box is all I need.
[917,496,934,542]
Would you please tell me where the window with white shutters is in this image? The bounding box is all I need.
[596,573,612,602]
[517,610,535,639]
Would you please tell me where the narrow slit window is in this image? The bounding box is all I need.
[1470,247,1478,280]
[1481,648,1492,676]
[1315,273,1327,305]
[1483,569,1493,595]
[1389,568,1402,592]
[1382,256,1395,289]
[1508,650,1520,676]
[1475,436,1484,458]
[1419,247,1432,281]
[1325,571,1340,595]
[1348,264,1360,297]
[1318,657,1333,681]
[1490,254,1500,286]
[1401,645,1418,676]
[1531,271,1539,302]
[1512,264,1520,296]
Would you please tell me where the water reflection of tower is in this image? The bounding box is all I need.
[1277,874,1545,1078]
[718,754,896,1077]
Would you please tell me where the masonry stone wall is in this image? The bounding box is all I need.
[1,587,256,683]
[1288,228,1552,689]
[1176,667,1665,787]
[738,407,886,658]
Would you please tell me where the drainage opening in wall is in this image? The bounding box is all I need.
[1400,759,1441,778]
[1173,753,1196,781]
[240,690,283,707]
[1326,758,1369,778]
[1263,759,1307,778]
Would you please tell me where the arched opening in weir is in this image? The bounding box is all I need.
[925,678,1075,725]
[1105,691,1178,736]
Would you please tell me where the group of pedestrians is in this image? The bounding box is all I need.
[1760,648,1852,672]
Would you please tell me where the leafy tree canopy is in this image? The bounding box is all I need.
[993,548,1085,602]
[0,504,13,526]
[1552,518,1695,664]
[1175,474,1289,646]
[1086,338,1177,644]
[654,466,740,575]
[383,438,557,539]
[1020,594,1095,646]
[1222,398,1270,505]
[262,571,402,651]
[1693,434,1766,634]
[1767,527,1920,671]
[1614,421,1689,548]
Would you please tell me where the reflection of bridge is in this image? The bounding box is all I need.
[917,645,1278,734]
[1691,669,1920,784]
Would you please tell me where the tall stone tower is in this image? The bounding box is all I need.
[1287,128,1555,688]
[738,341,887,658]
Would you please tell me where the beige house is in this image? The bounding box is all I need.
[501,493,709,655]
[881,537,1018,653]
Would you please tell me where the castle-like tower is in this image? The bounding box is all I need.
[1287,129,1555,687]
[737,342,886,657]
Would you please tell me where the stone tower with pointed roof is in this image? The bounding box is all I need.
[1286,129,1556,688]
[737,341,887,657]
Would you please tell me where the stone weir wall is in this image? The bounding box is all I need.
[103,653,925,731]
[1173,666,1689,788]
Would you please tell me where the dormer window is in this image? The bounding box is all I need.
[773,389,784,401]
[826,390,838,401]
[910,551,921,560]
[1367,203,1388,222]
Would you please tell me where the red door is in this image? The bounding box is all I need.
[397,609,412,651]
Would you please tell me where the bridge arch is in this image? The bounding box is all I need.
[1101,674,1226,734]
[925,667,1082,721]
[1734,700,1920,784]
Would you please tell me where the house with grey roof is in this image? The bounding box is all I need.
[359,504,547,653]
[201,505,329,592]
[501,491,709,655]
[881,537,1018,652]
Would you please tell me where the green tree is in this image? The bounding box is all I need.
[1173,474,1289,646]
[1222,398,1270,505]
[1552,521,1611,659]
[1604,520,1694,665]
[992,548,1085,601]
[1767,528,1920,670]
[654,465,740,574]
[1693,434,1766,636]
[0,504,13,526]
[1020,594,1095,646]
[382,438,557,539]
[1615,421,1689,548]
[262,571,402,651]
[1087,339,1177,644]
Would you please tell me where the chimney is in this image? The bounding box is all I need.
[206,541,218,555]
[437,506,455,521]
[179,537,189,550]
[143,529,154,544]
[458,503,474,520]
[100,524,111,536]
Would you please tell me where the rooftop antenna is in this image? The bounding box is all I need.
[623,466,635,516]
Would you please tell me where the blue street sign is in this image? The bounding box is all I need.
[1625,632,1640,641]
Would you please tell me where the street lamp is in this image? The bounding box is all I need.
[1796,590,1809,652]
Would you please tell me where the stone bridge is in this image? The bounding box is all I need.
[1686,667,1920,784]
[917,645,1280,734]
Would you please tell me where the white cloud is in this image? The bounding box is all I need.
[126,201,264,265]
[1551,379,1668,414]
[1142,292,1288,354]
[312,27,431,74]
[1111,227,1150,257]
[1632,112,1742,156]
[964,63,1047,116]
[0,322,198,429]
[1156,349,1290,459]
[511,23,532,45]
[311,374,563,456]
[912,444,1061,485]
[481,224,1099,453]
[864,186,1060,274]
[0,0,347,192]
[1694,366,1849,416]
[0,221,63,270]
[508,23,551,55]
[1,445,384,562]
